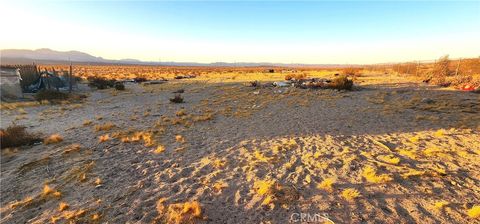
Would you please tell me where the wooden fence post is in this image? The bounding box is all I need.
[69,62,73,92]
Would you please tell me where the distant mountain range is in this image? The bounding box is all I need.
[0,48,345,67]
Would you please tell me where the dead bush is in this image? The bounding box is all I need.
[430,55,451,85]
[88,77,115,89]
[35,89,70,103]
[0,125,41,149]
[329,75,354,90]
[170,94,184,103]
[342,67,362,77]
[114,82,125,90]
[449,74,473,87]
[285,73,306,81]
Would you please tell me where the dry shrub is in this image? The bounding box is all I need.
[88,77,115,89]
[44,134,63,145]
[154,145,165,154]
[329,75,354,90]
[170,94,184,103]
[114,82,125,90]
[342,67,362,77]
[175,109,187,117]
[161,201,203,224]
[341,188,360,201]
[94,122,115,132]
[361,166,392,183]
[317,177,336,192]
[35,89,70,103]
[0,125,41,149]
[98,134,110,142]
[448,74,473,87]
[430,55,451,86]
[285,73,306,81]
[468,205,480,218]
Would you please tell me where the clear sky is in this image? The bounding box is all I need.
[1,1,479,64]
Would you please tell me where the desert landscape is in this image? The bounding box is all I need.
[2,1,480,223]
[1,64,479,223]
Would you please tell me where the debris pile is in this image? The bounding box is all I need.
[246,76,354,90]
[174,74,197,79]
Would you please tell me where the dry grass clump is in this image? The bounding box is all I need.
[252,179,299,208]
[98,134,110,142]
[285,73,306,81]
[361,166,392,183]
[377,155,400,165]
[9,196,34,209]
[175,135,185,143]
[34,89,70,103]
[434,201,449,210]
[44,134,64,145]
[213,181,229,192]
[468,205,480,218]
[193,113,214,122]
[154,145,165,154]
[329,75,354,90]
[342,67,362,77]
[63,209,87,220]
[59,202,69,211]
[175,109,187,117]
[341,188,360,201]
[42,184,61,198]
[398,149,417,159]
[94,122,115,132]
[0,124,41,149]
[63,143,82,154]
[159,200,203,224]
[0,101,40,110]
[88,77,115,89]
[317,177,336,192]
[254,179,276,196]
[122,131,156,147]
[83,120,93,126]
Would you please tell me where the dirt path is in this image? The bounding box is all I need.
[1,73,479,223]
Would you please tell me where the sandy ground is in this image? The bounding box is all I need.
[1,72,480,223]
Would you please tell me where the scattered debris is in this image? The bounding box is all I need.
[133,77,148,83]
[273,81,292,87]
[142,80,168,85]
[175,74,197,79]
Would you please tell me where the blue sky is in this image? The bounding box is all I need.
[1,1,479,64]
